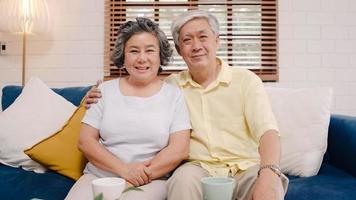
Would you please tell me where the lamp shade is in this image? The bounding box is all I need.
[0,0,50,34]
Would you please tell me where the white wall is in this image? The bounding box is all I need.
[1,0,356,116]
[275,0,356,116]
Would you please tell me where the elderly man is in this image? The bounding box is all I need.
[164,10,288,200]
[86,10,288,200]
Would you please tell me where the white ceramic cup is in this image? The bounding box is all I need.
[201,177,236,200]
[92,177,126,200]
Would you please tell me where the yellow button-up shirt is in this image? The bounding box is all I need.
[166,58,279,177]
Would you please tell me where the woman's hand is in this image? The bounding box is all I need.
[120,160,152,187]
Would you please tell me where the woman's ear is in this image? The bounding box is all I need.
[175,44,181,55]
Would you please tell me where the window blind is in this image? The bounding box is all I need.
[104,0,278,81]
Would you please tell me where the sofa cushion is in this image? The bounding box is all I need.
[266,87,332,177]
[0,164,74,200]
[285,164,356,200]
[0,78,77,172]
[25,100,88,180]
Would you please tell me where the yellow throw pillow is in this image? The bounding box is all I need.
[25,100,88,180]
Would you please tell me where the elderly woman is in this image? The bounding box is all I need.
[65,17,191,200]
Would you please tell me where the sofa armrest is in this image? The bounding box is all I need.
[327,114,356,177]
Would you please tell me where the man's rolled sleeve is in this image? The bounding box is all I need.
[244,73,279,142]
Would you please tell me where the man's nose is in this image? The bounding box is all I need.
[192,39,203,51]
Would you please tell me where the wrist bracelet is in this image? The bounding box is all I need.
[258,164,282,177]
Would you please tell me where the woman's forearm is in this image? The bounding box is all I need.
[148,146,188,179]
[78,136,125,176]
[148,130,190,179]
[78,124,126,176]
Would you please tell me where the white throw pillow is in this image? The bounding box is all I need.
[0,77,76,172]
[265,87,332,177]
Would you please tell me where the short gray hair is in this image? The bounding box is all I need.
[170,10,219,52]
[111,17,172,71]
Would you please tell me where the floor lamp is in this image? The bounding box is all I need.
[0,0,50,86]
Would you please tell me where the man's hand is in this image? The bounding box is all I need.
[119,160,152,187]
[85,80,102,109]
[252,169,283,200]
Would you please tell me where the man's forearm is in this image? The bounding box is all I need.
[258,129,281,166]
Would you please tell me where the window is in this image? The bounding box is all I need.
[104,0,278,81]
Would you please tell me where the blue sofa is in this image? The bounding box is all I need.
[0,85,91,200]
[1,85,356,200]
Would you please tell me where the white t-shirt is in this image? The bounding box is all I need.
[82,79,191,177]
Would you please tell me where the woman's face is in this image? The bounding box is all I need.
[124,32,161,83]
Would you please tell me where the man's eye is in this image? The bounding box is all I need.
[130,50,138,53]
[183,38,191,42]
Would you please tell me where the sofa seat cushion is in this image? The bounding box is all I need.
[286,164,356,200]
[0,164,74,200]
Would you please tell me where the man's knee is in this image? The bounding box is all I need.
[168,163,207,187]
[167,164,206,200]
[168,170,194,187]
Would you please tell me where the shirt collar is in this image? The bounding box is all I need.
[177,57,232,87]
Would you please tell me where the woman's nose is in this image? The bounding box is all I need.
[137,52,148,62]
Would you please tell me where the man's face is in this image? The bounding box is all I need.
[178,18,220,72]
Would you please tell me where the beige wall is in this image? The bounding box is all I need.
[0,0,104,90]
[271,0,356,116]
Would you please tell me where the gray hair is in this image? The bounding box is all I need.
[111,17,172,72]
[170,10,219,53]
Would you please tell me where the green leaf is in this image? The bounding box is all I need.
[94,193,104,200]
[122,186,144,193]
